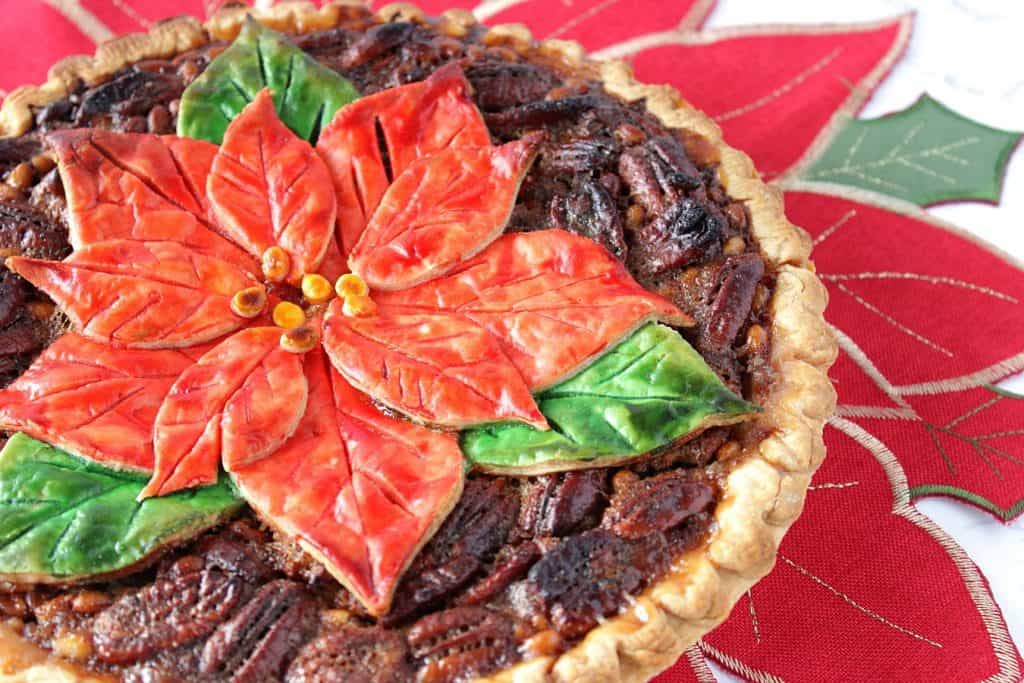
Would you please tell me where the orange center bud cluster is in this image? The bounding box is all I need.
[230,247,377,353]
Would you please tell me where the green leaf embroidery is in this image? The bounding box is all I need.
[462,324,756,473]
[0,433,242,581]
[177,17,359,144]
[802,95,1021,206]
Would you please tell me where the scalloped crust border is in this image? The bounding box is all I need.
[0,3,837,682]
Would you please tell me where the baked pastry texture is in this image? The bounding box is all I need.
[0,2,836,681]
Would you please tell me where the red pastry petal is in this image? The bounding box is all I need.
[7,240,257,349]
[617,16,911,179]
[316,63,490,254]
[143,327,308,498]
[231,349,464,615]
[349,139,538,290]
[0,334,206,472]
[379,229,692,389]
[207,89,336,282]
[47,129,256,272]
[323,300,546,429]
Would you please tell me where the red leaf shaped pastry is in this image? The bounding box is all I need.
[689,419,1023,682]
[616,16,911,178]
[7,240,257,348]
[0,334,205,472]
[142,327,308,498]
[48,129,256,272]
[379,230,693,389]
[316,63,490,253]
[323,303,546,429]
[207,89,336,282]
[230,349,464,615]
[349,138,538,290]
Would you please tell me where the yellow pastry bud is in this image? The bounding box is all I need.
[280,325,319,354]
[230,285,268,319]
[301,273,334,304]
[335,273,369,299]
[342,294,377,318]
[272,301,306,329]
[261,246,291,283]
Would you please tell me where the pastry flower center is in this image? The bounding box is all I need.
[230,248,376,354]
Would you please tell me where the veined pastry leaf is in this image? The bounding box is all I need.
[177,17,359,144]
[462,324,757,473]
[231,349,464,616]
[207,89,336,281]
[316,63,491,253]
[0,433,242,582]
[349,139,539,291]
[144,327,308,499]
[7,240,259,349]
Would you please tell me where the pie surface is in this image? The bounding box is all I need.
[0,3,836,682]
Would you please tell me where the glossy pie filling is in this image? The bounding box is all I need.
[0,8,775,682]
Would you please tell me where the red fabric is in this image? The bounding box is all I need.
[5,1,1022,680]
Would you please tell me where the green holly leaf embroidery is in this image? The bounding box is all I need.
[0,433,242,581]
[462,324,756,474]
[177,17,359,144]
[802,95,1021,206]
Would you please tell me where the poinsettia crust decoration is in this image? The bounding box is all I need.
[0,65,688,613]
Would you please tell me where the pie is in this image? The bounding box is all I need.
[0,2,836,682]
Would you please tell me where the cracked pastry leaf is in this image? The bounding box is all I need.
[143,327,308,499]
[349,138,538,290]
[47,129,257,272]
[316,63,491,253]
[462,324,756,473]
[7,240,259,348]
[323,304,546,429]
[0,433,242,584]
[208,89,336,281]
[377,230,693,389]
[230,350,463,615]
[177,17,359,144]
[802,95,1022,206]
[0,335,206,472]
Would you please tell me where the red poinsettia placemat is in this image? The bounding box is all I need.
[3,1,1023,680]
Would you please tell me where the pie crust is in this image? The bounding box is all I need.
[0,2,837,681]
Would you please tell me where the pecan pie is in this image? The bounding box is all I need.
[0,3,836,681]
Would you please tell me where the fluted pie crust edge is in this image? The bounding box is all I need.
[0,3,838,681]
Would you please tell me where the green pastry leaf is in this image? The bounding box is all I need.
[0,433,243,582]
[462,324,757,473]
[177,17,359,144]
[801,94,1022,206]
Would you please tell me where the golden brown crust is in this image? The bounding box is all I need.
[0,3,837,681]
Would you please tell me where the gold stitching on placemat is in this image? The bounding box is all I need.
[44,0,114,43]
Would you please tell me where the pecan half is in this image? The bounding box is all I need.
[408,606,517,683]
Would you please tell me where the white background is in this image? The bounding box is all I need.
[702,0,1024,678]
